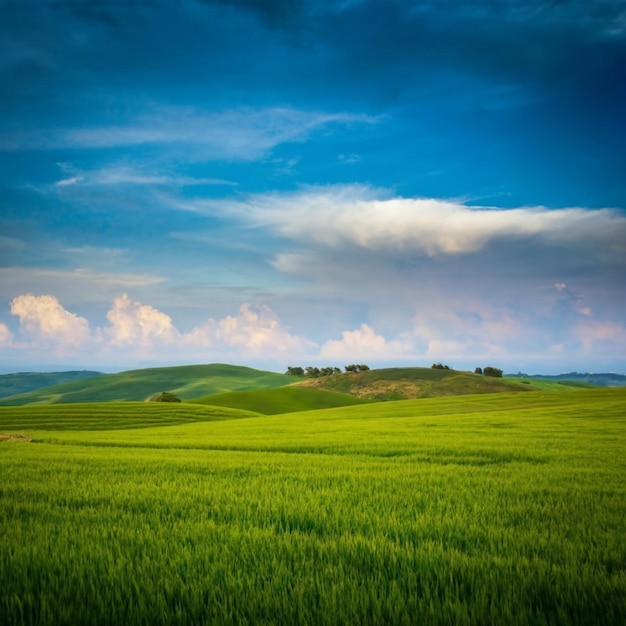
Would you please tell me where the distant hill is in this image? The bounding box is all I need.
[507,372,626,387]
[0,364,293,406]
[292,367,557,401]
[191,386,372,415]
[0,371,103,399]
[0,363,597,407]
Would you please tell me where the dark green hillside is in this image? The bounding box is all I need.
[0,370,103,399]
[191,386,372,415]
[0,364,293,406]
[295,367,559,400]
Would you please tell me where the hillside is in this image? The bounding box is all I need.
[0,364,293,406]
[191,386,373,415]
[0,364,593,407]
[0,370,103,399]
[293,367,571,400]
[508,372,626,387]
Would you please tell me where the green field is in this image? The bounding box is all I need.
[1,388,625,625]
[0,363,293,405]
[191,385,373,414]
[294,367,577,400]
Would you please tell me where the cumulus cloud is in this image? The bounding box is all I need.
[10,294,90,349]
[204,185,626,257]
[105,294,178,347]
[320,323,411,360]
[185,303,315,356]
[0,322,12,346]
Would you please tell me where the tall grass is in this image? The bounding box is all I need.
[1,389,624,625]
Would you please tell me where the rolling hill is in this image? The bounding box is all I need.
[191,386,373,415]
[0,364,293,406]
[292,367,582,400]
[0,364,591,408]
[0,370,104,399]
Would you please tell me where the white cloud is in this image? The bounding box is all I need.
[6,107,378,161]
[185,303,315,356]
[52,164,237,189]
[10,294,90,349]
[54,176,84,187]
[105,294,178,347]
[207,185,626,257]
[320,323,411,360]
[0,322,12,346]
[0,268,165,301]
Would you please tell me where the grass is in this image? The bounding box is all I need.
[295,367,564,400]
[190,386,372,414]
[0,388,624,625]
[0,363,294,405]
[0,371,103,399]
[0,402,260,431]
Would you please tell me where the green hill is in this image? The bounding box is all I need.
[191,386,373,415]
[0,364,293,406]
[0,364,593,408]
[293,367,574,400]
[0,370,104,399]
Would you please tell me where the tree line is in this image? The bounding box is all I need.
[432,364,503,377]
[286,364,370,378]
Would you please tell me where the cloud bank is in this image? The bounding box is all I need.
[2,290,625,373]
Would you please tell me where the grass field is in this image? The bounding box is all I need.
[0,363,293,405]
[1,388,625,625]
[295,367,573,400]
[191,385,373,414]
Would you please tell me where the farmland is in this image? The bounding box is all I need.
[1,388,625,625]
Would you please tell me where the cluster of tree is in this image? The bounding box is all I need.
[285,364,370,378]
[431,363,451,370]
[474,366,503,378]
[344,364,370,373]
[149,391,182,403]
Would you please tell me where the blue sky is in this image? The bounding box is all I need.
[1,0,625,374]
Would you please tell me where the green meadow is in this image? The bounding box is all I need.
[0,363,293,406]
[1,388,625,625]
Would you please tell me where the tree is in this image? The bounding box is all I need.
[305,366,320,378]
[286,366,304,376]
[474,367,483,375]
[150,391,181,403]
[483,366,503,378]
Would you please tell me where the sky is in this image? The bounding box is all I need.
[1,0,625,374]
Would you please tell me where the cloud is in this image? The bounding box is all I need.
[54,176,84,187]
[576,320,626,353]
[10,294,90,349]
[185,303,315,355]
[105,294,178,347]
[320,323,411,360]
[0,268,165,300]
[3,106,378,160]
[52,164,237,189]
[0,322,12,347]
[203,185,626,257]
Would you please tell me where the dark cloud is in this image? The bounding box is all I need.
[198,0,305,28]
